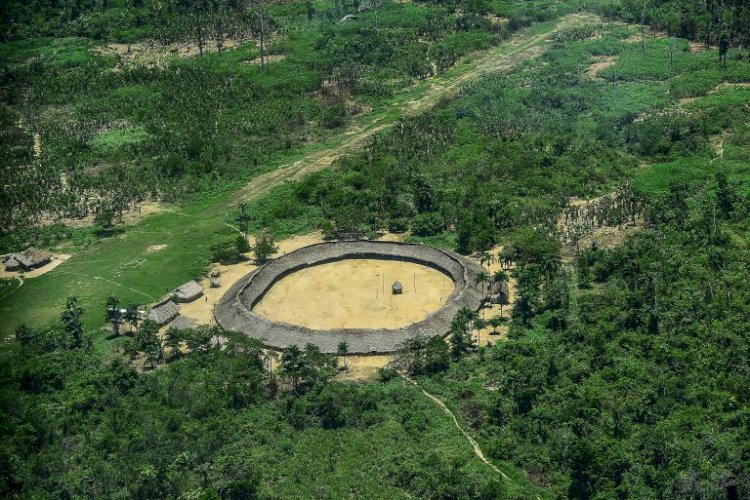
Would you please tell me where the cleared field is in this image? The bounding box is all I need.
[254,259,454,330]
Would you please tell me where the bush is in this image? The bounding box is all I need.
[377,367,399,382]
[211,240,243,264]
[388,218,409,233]
[411,213,444,236]
[321,104,347,129]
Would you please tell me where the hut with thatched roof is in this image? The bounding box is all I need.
[489,280,509,305]
[169,280,204,303]
[4,247,52,272]
[392,281,403,295]
[148,299,180,325]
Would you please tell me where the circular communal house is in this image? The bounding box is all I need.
[215,240,485,354]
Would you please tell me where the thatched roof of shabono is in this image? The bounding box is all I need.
[216,240,485,354]
[170,280,204,303]
[4,247,52,271]
[148,300,180,325]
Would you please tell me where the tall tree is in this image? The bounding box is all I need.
[61,295,84,349]
[337,341,349,371]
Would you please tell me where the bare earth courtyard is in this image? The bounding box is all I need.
[253,259,455,330]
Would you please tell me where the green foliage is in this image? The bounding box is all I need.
[252,229,277,264]
[394,335,451,375]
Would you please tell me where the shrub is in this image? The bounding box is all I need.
[411,213,445,236]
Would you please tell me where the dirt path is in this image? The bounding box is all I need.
[238,13,597,201]
[401,373,511,481]
[48,270,157,301]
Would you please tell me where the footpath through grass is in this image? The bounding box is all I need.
[0,14,590,341]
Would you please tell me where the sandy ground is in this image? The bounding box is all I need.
[177,232,329,325]
[585,56,618,79]
[0,253,72,280]
[472,244,514,347]
[254,259,455,330]
[336,354,392,381]
[246,54,286,66]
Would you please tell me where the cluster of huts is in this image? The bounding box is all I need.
[3,247,53,272]
[147,279,205,325]
[146,269,221,327]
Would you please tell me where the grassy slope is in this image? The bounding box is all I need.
[0,14,588,341]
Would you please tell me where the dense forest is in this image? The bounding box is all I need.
[2,0,750,498]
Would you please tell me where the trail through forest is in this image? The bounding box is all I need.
[401,373,512,480]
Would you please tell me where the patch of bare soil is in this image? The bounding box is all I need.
[470,244,515,347]
[92,35,277,71]
[484,14,509,26]
[122,201,165,225]
[585,55,618,79]
[47,201,168,229]
[710,132,727,161]
[254,258,454,330]
[689,41,708,52]
[146,244,167,253]
[624,30,668,43]
[558,191,644,262]
[336,354,392,381]
[0,253,72,280]
[246,54,286,65]
[709,82,750,93]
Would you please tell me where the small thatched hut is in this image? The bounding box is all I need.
[489,280,509,305]
[148,300,180,325]
[392,281,403,295]
[170,280,204,303]
[4,247,52,272]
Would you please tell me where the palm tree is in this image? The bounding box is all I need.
[124,305,140,333]
[492,270,509,316]
[105,295,122,336]
[164,327,182,361]
[475,271,490,295]
[479,252,495,271]
[281,345,305,393]
[473,318,487,346]
[337,341,349,371]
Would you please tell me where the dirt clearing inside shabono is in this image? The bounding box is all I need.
[253,259,455,330]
